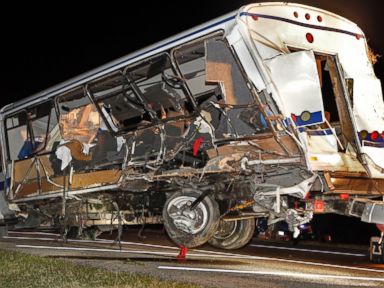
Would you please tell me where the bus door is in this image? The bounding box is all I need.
[264,50,366,174]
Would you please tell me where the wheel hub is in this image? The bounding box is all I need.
[214,220,238,240]
[167,196,208,234]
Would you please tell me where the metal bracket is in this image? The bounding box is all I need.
[189,190,212,210]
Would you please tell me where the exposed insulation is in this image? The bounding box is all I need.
[59,103,100,144]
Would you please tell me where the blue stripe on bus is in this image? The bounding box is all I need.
[358,132,384,144]
[239,12,364,38]
[307,129,333,136]
[294,111,323,126]
[362,141,384,148]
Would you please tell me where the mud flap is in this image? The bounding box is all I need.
[370,236,384,264]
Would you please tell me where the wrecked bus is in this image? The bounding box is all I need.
[0,2,383,260]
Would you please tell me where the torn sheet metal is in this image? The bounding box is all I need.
[227,26,266,91]
[265,50,324,127]
[299,128,338,154]
[278,174,317,198]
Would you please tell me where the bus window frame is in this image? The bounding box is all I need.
[86,52,197,136]
[170,31,225,108]
[123,52,197,125]
[55,86,101,143]
[86,70,157,135]
[171,31,275,139]
[4,99,55,162]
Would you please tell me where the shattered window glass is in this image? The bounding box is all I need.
[127,54,193,120]
[88,72,153,132]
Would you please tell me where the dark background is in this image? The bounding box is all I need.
[2,1,383,243]
[2,0,383,107]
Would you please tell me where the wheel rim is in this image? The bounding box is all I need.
[167,196,209,235]
[214,220,238,240]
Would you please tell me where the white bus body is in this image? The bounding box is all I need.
[0,3,383,256]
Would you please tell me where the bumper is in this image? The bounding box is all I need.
[361,201,384,224]
[349,198,384,225]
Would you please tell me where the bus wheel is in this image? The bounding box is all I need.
[369,236,384,264]
[208,218,255,250]
[163,191,219,248]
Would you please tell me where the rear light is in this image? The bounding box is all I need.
[371,131,379,141]
[314,200,325,213]
[305,13,311,20]
[360,130,368,140]
[252,15,258,21]
[294,11,299,18]
[339,194,349,200]
[306,33,314,43]
[382,131,384,140]
[301,111,311,122]
[356,34,362,40]
[317,15,323,22]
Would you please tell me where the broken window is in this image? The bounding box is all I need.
[57,87,100,144]
[88,72,152,132]
[174,40,221,105]
[5,100,58,161]
[29,101,58,153]
[6,112,28,161]
[126,53,193,120]
[174,36,269,137]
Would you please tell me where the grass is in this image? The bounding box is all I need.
[0,249,201,288]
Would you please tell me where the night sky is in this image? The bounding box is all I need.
[2,0,383,108]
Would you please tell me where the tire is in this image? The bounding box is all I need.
[163,191,220,248]
[208,218,255,250]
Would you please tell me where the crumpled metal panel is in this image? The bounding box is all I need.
[264,50,324,127]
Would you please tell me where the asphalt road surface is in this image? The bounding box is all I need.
[1,227,383,288]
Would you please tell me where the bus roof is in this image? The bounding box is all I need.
[1,10,238,115]
[1,2,363,116]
